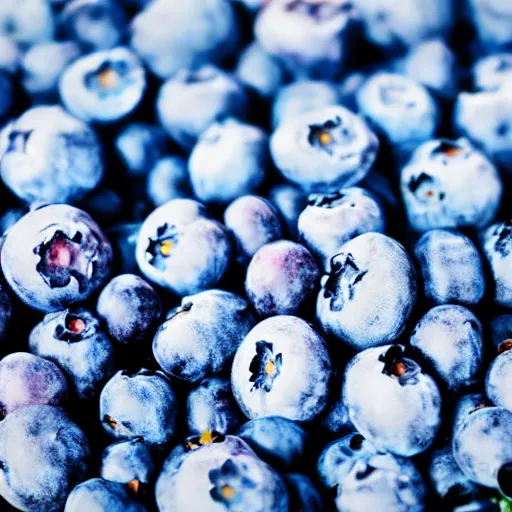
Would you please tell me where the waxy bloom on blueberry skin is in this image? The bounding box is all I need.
[270,105,379,193]
[0,106,104,205]
[1,204,112,312]
[317,232,417,350]
[231,315,332,422]
[401,138,502,232]
[343,345,442,456]
[467,0,512,50]
[486,341,512,411]
[473,53,512,92]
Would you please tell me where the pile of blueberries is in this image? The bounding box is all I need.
[0,0,512,510]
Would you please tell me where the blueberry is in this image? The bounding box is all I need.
[231,315,332,421]
[401,138,502,231]
[245,240,319,317]
[414,230,486,305]
[106,222,141,275]
[356,72,439,163]
[0,106,104,205]
[60,47,146,124]
[235,42,285,99]
[135,199,232,296]
[21,41,81,101]
[0,352,68,416]
[0,405,90,512]
[272,80,340,129]
[0,35,20,73]
[452,393,488,439]
[155,435,288,511]
[453,406,512,496]
[270,105,379,192]
[186,377,243,436]
[97,274,162,345]
[131,0,239,79]
[153,290,256,382]
[2,204,112,311]
[100,438,155,495]
[489,314,512,350]
[64,478,147,512]
[454,90,512,172]
[255,0,360,79]
[316,233,417,350]
[343,345,442,456]
[237,416,309,470]
[267,183,307,240]
[29,308,117,400]
[147,157,192,207]
[100,369,177,446]
[473,53,512,92]
[480,219,512,307]
[283,473,324,512]
[486,342,512,411]
[224,195,283,266]
[298,186,386,267]
[60,0,126,51]
[355,0,453,49]
[410,305,483,394]
[467,0,512,50]
[157,65,248,150]
[115,123,168,178]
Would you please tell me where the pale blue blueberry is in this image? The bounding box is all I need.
[486,344,512,411]
[147,157,192,207]
[268,183,307,239]
[473,53,512,92]
[467,0,512,50]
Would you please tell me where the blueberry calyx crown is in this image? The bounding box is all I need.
[307,191,346,208]
[408,173,445,202]
[379,345,420,385]
[185,430,225,451]
[308,116,354,156]
[431,141,464,159]
[102,415,135,438]
[209,458,256,506]
[249,341,282,392]
[84,60,132,97]
[54,311,92,343]
[323,253,367,312]
[146,223,179,269]
[493,219,512,257]
[498,340,512,354]
[6,129,32,153]
[286,0,353,22]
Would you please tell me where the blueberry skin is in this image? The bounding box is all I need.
[0,352,68,416]
[224,195,283,266]
[136,199,232,296]
[0,106,104,205]
[355,0,452,49]
[414,230,486,306]
[410,305,483,394]
[106,222,141,275]
[29,308,117,400]
[189,119,268,205]
[452,393,487,439]
[316,233,417,350]
[153,290,256,382]
[489,314,512,350]
[0,406,90,512]
[60,47,146,124]
[255,0,361,79]
[64,478,147,512]
[0,35,20,74]
[356,72,439,162]
[97,274,162,345]
[454,90,512,172]
[283,473,324,512]
[60,0,126,51]
[231,315,332,422]
[453,406,512,494]
[21,41,81,101]
[155,435,289,512]
[467,0,512,50]
[401,138,502,232]
[157,66,248,151]
[270,105,379,193]
[100,439,155,491]
[237,416,309,470]
[473,53,512,92]
[130,0,239,79]
[429,446,478,505]
[271,80,340,129]
[235,42,285,99]
[100,369,177,446]
[397,38,459,99]
[486,346,512,410]
[1,204,112,312]
[0,0,54,46]
[298,187,386,267]
[268,184,308,240]
[480,220,512,307]
[186,377,243,436]
[116,123,168,178]
[245,240,319,317]
[147,157,192,207]
[343,345,442,456]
